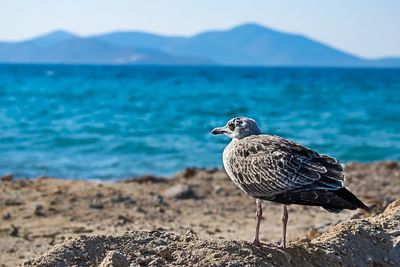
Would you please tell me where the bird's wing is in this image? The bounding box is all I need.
[228,135,345,198]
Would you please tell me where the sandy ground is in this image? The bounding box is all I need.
[25,199,400,267]
[0,162,399,266]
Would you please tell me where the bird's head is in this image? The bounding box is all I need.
[211,116,261,140]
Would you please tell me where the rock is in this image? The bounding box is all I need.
[153,194,165,206]
[111,195,135,205]
[156,246,173,260]
[98,251,129,267]
[115,215,132,226]
[163,184,196,199]
[212,186,224,195]
[10,225,19,237]
[181,168,197,178]
[3,212,11,220]
[1,174,13,181]
[184,228,198,239]
[89,202,104,209]
[4,198,23,206]
[34,205,45,216]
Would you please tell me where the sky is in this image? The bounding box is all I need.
[0,0,399,59]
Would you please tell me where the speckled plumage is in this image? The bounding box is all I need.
[212,116,368,247]
[223,134,366,212]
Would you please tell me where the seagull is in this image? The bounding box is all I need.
[211,116,368,248]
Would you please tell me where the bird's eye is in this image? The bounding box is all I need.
[228,122,235,131]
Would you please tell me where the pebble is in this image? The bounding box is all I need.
[3,212,11,220]
[153,194,165,206]
[89,203,105,209]
[10,225,19,237]
[111,195,136,206]
[34,205,45,216]
[23,260,33,266]
[213,186,224,194]
[182,168,197,178]
[185,228,198,239]
[135,256,150,265]
[116,215,132,225]
[157,207,165,213]
[4,199,23,206]
[163,184,197,199]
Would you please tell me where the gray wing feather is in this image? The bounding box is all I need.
[228,135,344,198]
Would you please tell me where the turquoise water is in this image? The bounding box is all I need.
[0,65,399,179]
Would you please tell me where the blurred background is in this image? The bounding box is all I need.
[0,0,399,179]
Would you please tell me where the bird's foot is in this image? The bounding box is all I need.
[278,243,286,249]
[250,238,263,247]
[275,239,286,249]
[248,240,287,250]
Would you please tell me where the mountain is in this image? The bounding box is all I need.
[91,31,184,51]
[28,30,78,47]
[0,23,399,67]
[0,33,212,65]
[162,24,364,66]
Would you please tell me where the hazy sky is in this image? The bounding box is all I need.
[1,0,399,58]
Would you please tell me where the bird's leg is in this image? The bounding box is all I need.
[280,205,288,249]
[252,199,263,246]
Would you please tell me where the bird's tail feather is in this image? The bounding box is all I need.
[261,187,369,213]
[333,187,369,212]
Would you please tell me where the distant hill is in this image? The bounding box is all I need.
[28,30,78,47]
[91,31,184,51]
[162,24,364,66]
[0,33,212,65]
[0,23,399,67]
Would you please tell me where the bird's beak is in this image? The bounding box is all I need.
[211,126,227,135]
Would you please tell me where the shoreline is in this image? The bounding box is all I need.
[0,161,399,266]
[2,159,396,182]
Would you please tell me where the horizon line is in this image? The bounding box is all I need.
[1,62,399,69]
[2,22,400,60]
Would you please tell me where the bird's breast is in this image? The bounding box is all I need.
[222,140,245,190]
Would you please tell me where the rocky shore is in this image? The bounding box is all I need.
[1,162,399,266]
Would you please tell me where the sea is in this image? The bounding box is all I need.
[0,64,399,179]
